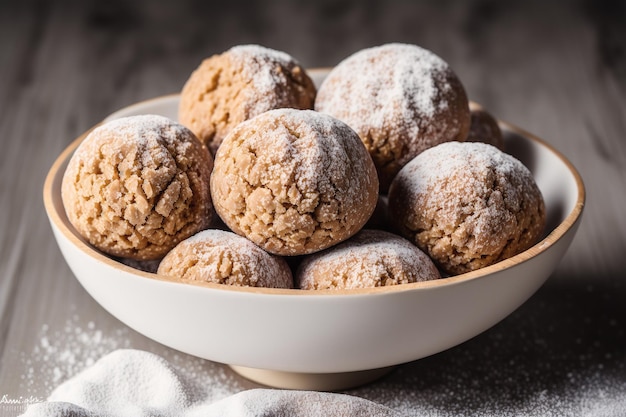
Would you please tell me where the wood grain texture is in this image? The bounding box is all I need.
[1,0,624,415]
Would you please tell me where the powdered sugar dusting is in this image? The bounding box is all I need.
[158,229,293,288]
[63,113,214,260]
[403,142,523,189]
[46,350,192,415]
[20,316,132,397]
[316,43,450,136]
[297,229,440,289]
[397,141,537,221]
[228,45,310,115]
[349,281,626,416]
[229,44,296,70]
[315,43,470,190]
[245,108,375,200]
[211,108,378,255]
[75,114,194,162]
[16,305,625,416]
[18,315,245,413]
[20,349,399,417]
[388,141,545,274]
[179,44,315,154]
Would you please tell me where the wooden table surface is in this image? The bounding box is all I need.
[1,0,625,415]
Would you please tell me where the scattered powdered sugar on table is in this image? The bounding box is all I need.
[351,362,626,417]
[19,313,245,411]
[349,281,626,417]
[20,344,625,417]
[20,316,132,394]
[16,281,626,417]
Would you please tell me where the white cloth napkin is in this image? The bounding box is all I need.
[21,349,399,417]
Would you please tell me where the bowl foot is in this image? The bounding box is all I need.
[229,364,396,391]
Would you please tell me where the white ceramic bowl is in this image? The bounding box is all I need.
[43,69,585,390]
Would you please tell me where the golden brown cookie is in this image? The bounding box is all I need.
[388,142,546,275]
[297,229,441,290]
[466,102,504,150]
[315,43,470,192]
[61,115,214,260]
[157,230,293,288]
[210,108,379,256]
[179,44,316,155]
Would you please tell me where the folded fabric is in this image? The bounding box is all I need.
[21,349,399,417]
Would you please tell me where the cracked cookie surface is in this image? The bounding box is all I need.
[297,229,440,290]
[315,43,470,192]
[210,108,379,256]
[388,142,546,275]
[157,229,293,288]
[179,44,316,155]
[61,115,214,260]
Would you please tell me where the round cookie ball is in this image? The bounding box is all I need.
[157,230,293,288]
[179,44,317,155]
[388,142,546,275]
[211,108,379,256]
[61,115,214,261]
[466,102,504,150]
[315,43,470,192]
[297,229,441,290]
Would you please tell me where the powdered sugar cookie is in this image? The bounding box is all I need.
[62,115,214,260]
[388,141,545,275]
[297,229,440,290]
[179,44,316,155]
[315,43,470,191]
[210,108,379,256]
[158,229,293,288]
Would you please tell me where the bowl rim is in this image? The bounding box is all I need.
[43,94,585,297]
